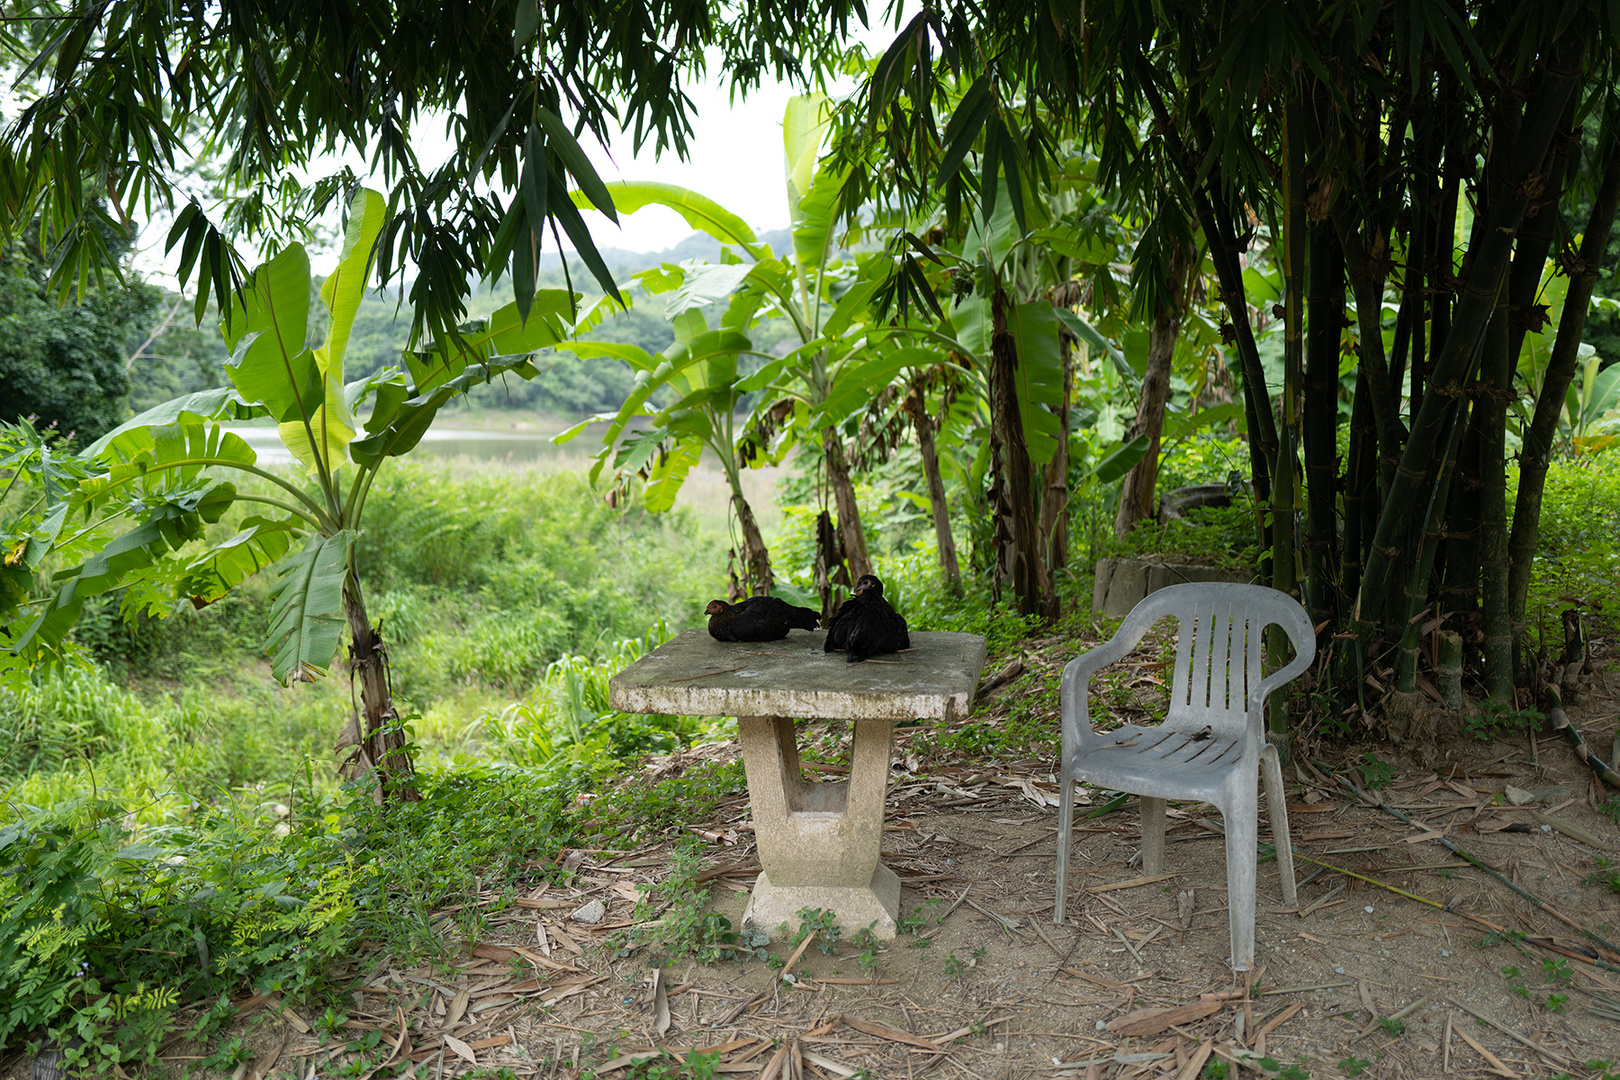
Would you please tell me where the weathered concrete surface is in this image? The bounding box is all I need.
[610,629,987,941]
[1092,557,1253,618]
[608,630,987,723]
[742,866,902,940]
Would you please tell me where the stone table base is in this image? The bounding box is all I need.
[742,865,901,939]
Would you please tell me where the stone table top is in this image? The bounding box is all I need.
[609,629,988,722]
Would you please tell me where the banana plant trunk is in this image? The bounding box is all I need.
[905,389,961,590]
[989,286,1048,618]
[341,579,418,804]
[1038,334,1073,603]
[1114,260,1183,539]
[733,491,774,597]
[823,429,872,581]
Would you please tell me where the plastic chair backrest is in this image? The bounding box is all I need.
[1067,583,1315,745]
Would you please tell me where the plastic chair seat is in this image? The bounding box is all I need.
[1078,723,1249,793]
[1054,582,1316,971]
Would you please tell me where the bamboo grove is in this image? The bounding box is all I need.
[825,0,1620,734]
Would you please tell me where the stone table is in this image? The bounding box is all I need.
[609,628,987,939]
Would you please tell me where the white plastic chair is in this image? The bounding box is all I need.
[1054,582,1316,970]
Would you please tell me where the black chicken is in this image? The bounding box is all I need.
[823,574,910,662]
[704,596,821,642]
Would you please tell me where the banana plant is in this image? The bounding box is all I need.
[563,97,987,603]
[554,292,770,592]
[8,188,574,802]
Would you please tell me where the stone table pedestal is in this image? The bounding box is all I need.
[609,628,986,940]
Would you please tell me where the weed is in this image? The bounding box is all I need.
[1542,957,1573,986]
[1462,700,1545,742]
[1585,857,1620,894]
[944,952,964,979]
[851,923,882,976]
[613,1050,721,1078]
[1203,1061,1230,1079]
[1378,1017,1406,1037]
[1274,1064,1310,1080]
[898,897,941,935]
[1359,753,1394,791]
[200,1036,252,1072]
[1339,1057,1371,1077]
[1502,966,1530,999]
[1544,992,1569,1014]
[791,908,843,956]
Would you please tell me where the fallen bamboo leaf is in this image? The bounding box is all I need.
[838,1014,945,1052]
[652,969,670,1037]
[248,1026,287,1080]
[1089,873,1178,893]
[1256,1002,1303,1038]
[1106,998,1222,1037]
[804,977,898,985]
[758,1043,791,1080]
[801,1049,858,1077]
[592,1050,662,1073]
[1445,998,1570,1067]
[780,930,817,981]
[1451,1023,1520,1077]
[1531,811,1608,848]
[444,987,469,1030]
[1173,1040,1216,1080]
[443,1034,477,1066]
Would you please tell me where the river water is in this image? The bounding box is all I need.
[222,426,592,470]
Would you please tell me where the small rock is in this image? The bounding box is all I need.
[1504,784,1535,806]
[1364,905,1374,914]
[571,899,605,924]
[1441,950,1451,958]
[1095,1020,1108,1032]
[1528,784,1570,804]
[1334,967,1345,975]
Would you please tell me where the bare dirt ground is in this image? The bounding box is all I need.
[10,642,1620,1080]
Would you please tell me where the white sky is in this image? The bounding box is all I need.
[132,52,875,288]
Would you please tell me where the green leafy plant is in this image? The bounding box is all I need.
[1358,753,1394,791]
[1462,700,1546,742]
[791,908,843,956]
[6,187,579,803]
[943,951,964,978]
[1377,1017,1406,1038]
[1543,992,1568,1014]
[1338,1057,1371,1077]
[1203,1061,1230,1079]
[852,923,883,976]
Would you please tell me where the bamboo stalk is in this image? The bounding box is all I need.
[1305,214,1343,630]
[1354,35,1589,633]
[1508,109,1620,627]
[1476,275,1514,698]
[1540,682,1620,791]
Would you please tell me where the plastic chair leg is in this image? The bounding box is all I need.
[1223,798,1259,971]
[1140,796,1167,875]
[1054,773,1075,923]
[1261,745,1297,908]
